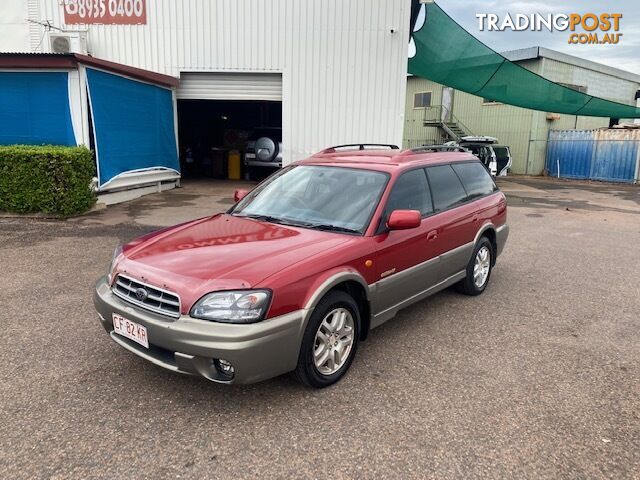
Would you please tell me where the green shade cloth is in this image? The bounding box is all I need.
[408,2,640,118]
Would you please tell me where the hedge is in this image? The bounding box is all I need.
[0,145,96,217]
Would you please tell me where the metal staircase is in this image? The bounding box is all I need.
[423,105,474,142]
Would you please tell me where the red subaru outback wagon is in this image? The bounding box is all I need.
[94,144,508,388]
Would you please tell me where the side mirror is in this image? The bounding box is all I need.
[234,189,250,202]
[387,209,421,230]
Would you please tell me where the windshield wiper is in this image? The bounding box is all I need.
[303,223,360,234]
[234,213,303,227]
[235,213,282,223]
[235,214,359,234]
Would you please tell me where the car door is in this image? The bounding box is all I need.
[425,164,476,280]
[494,146,512,176]
[371,169,440,319]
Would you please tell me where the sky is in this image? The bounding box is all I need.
[436,0,640,75]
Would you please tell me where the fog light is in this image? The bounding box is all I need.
[215,359,235,378]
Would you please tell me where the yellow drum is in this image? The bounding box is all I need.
[228,150,241,180]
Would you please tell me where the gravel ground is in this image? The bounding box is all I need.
[0,177,638,479]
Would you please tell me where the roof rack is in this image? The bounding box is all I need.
[407,145,469,153]
[320,143,399,153]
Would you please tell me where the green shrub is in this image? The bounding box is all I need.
[0,145,96,217]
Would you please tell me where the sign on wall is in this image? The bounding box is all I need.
[62,0,147,25]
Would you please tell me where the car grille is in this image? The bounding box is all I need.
[113,274,181,318]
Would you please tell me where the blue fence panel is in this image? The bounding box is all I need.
[547,129,639,183]
[546,130,594,179]
[591,130,639,182]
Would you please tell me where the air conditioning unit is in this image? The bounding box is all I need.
[49,32,88,55]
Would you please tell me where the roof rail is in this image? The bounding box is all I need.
[320,143,399,153]
[406,145,469,154]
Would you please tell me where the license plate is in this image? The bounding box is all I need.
[112,313,149,349]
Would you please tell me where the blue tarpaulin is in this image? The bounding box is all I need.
[86,68,179,187]
[0,72,76,145]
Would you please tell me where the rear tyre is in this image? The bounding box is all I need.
[456,237,493,296]
[295,291,360,388]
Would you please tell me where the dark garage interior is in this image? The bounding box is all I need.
[177,99,282,180]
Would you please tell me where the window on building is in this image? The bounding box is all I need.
[413,91,432,108]
[426,164,468,211]
[451,162,496,200]
[482,98,501,105]
[385,169,433,216]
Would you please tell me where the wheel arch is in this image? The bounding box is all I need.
[303,270,372,341]
[474,222,497,266]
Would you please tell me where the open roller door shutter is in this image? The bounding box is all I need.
[177,73,282,101]
[86,68,180,188]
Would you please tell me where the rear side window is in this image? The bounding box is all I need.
[426,164,467,211]
[385,169,433,216]
[451,162,497,200]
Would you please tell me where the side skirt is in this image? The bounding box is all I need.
[370,270,466,329]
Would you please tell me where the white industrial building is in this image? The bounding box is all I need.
[0,0,410,201]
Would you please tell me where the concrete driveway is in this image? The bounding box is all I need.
[1,177,639,479]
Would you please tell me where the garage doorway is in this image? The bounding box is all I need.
[177,99,281,179]
[176,73,283,181]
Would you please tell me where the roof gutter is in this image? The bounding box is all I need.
[0,52,179,88]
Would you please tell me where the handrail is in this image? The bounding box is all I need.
[423,105,443,124]
[449,111,475,138]
[422,105,475,138]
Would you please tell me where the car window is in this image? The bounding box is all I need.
[385,169,433,216]
[231,165,388,234]
[451,162,497,200]
[426,164,468,211]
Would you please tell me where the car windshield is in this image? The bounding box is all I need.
[230,165,388,234]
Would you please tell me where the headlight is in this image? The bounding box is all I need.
[107,244,123,283]
[190,290,271,323]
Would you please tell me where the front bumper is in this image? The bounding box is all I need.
[94,276,308,384]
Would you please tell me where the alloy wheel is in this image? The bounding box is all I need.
[313,307,355,375]
[473,245,491,288]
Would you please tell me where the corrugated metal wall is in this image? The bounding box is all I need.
[403,76,444,148]
[404,55,635,176]
[403,75,535,174]
[450,88,533,175]
[35,0,411,165]
[546,129,640,183]
[592,129,640,182]
[525,57,611,176]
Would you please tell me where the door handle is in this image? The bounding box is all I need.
[472,215,479,222]
[426,230,438,241]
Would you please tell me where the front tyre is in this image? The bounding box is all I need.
[457,237,493,296]
[295,291,360,388]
